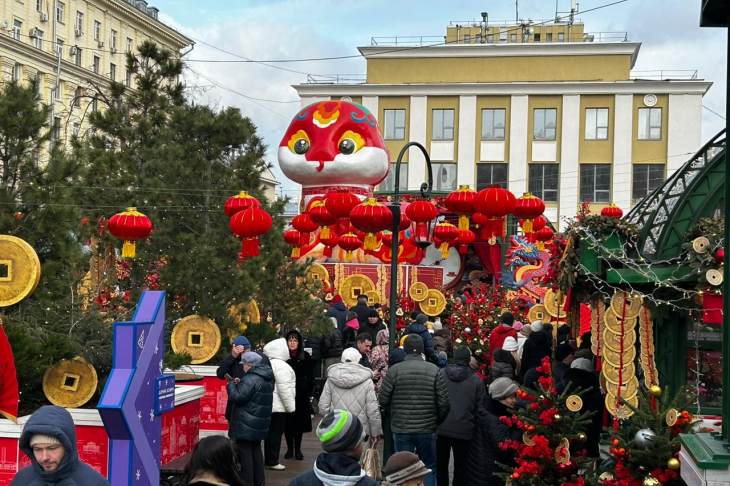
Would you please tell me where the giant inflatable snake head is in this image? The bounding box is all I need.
[278,100,390,190]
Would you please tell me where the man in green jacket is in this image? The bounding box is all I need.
[379,334,450,486]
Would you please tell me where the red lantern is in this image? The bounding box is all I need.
[405,199,438,245]
[432,221,459,259]
[309,200,337,239]
[514,192,545,233]
[454,228,476,255]
[349,198,392,250]
[535,226,554,250]
[224,191,261,217]
[474,186,516,242]
[398,211,412,232]
[325,190,360,234]
[381,230,393,247]
[108,207,153,259]
[337,232,362,261]
[716,247,725,264]
[532,215,547,232]
[445,185,477,231]
[283,227,301,259]
[291,212,319,247]
[601,203,623,219]
[229,207,272,261]
[319,227,339,258]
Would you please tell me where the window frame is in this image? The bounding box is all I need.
[92,55,100,74]
[557,32,565,42]
[109,63,116,81]
[432,162,458,191]
[56,1,64,23]
[55,37,64,57]
[631,163,665,201]
[481,108,506,141]
[528,163,559,202]
[377,162,408,193]
[533,108,557,141]
[74,46,82,66]
[32,29,44,49]
[11,63,21,82]
[476,163,508,190]
[585,107,609,140]
[12,19,22,41]
[579,163,612,203]
[93,20,101,41]
[111,29,117,50]
[73,86,82,107]
[431,108,455,141]
[36,0,42,12]
[638,107,662,140]
[75,11,83,33]
[383,109,406,140]
[126,37,133,52]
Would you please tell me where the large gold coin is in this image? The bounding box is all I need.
[306,263,330,287]
[43,356,98,408]
[339,274,376,308]
[228,299,261,332]
[543,289,566,318]
[171,315,222,364]
[604,310,637,334]
[602,345,637,367]
[602,328,637,353]
[605,392,638,419]
[0,235,41,307]
[408,282,429,302]
[610,291,643,319]
[528,304,548,323]
[604,376,639,400]
[420,289,447,317]
[365,290,381,306]
[602,361,636,384]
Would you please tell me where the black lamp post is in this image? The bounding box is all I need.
[388,142,433,348]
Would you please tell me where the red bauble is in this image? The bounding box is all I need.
[514,192,545,233]
[337,232,362,260]
[601,203,623,219]
[108,207,153,259]
[716,247,725,263]
[405,199,438,244]
[432,221,459,258]
[381,230,393,247]
[445,185,477,230]
[292,212,319,247]
[229,207,273,261]
[283,227,301,259]
[224,191,261,217]
[349,198,392,250]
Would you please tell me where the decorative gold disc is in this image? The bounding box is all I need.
[706,269,724,286]
[604,376,639,400]
[523,431,535,446]
[602,328,638,353]
[610,291,643,319]
[692,236,710,253]
[604,310,637,334]
[605,392,638,419]
[171,315,222,364]
[665,408,679,427]
[528,304,548,323]
[365,290,381,305]
[306,263,331,287]
[602,361,636,384]
[408,282,429,302]
[339,274,376,308]
[0,235,41,307]
[543,289,566,318]
[228,299,261,332]
[602,345,637,367]
[566,395,583,412]
[420,289,447,317]
[43,356,98,408]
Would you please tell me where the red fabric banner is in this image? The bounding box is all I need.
[702,293,723,325]
[0,323,18,421]
[472,242,502,282]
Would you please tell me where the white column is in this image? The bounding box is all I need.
[298,96,330,108]
[667,94,702,174]
[558,94,580,231]
[613,94,633,211]
[408,96,428,190]
[361,96,379,121]
[508,95,528,196]
[457,95,477,188]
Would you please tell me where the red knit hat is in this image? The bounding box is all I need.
[331,295,343,304]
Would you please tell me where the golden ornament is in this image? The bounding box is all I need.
[543,289,567,318]
[665,408,679,427]
[610,290,643,319]
[339,274,376,308]
[0,235,41,307]
[171,315,222,364]
[420,289,447,317]
[408,282,429,302]
[522,432,535,446]
[603,310,638,334]
[566,395,583,412]
[553,413,562,422]
[605,392,638,419]
[602,345,637,368]
[602,328,638,353]
[305,263,330,287]
[604,376,640,401]
[649,385,662,397]
[527,304,548,323]
[365,290,381,305]
[601,361,637,384]
[598,472,614,481]
[227,299,260,332]
[643,476,660,486]
[576,432,587,442]
[43,356,98,408]
[667,457,680,470]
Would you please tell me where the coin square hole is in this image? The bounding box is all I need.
[429,298,437,306]
[60,373,80,392]
[352,287,362,299]
[0,260,11,282]
[188,332,203,348]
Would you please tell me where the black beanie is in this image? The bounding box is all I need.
[404,334,424,355]
[453,346,471,364]
[500,312,514,326]
[555,342,575,362]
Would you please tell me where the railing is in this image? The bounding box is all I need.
[448,18,577,27]
[370,36,445,46]
[370,31,627,46]
[630,69,699,80]
[304,74,367,85]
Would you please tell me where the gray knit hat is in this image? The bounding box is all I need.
[489,377,519,400]
[240,352,263,366]
[316,410,364,453]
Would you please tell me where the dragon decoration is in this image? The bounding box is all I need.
[501,235,551,301]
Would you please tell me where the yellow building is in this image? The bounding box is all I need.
[292,19,711,229]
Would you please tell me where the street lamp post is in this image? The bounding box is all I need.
[388,142,433,348]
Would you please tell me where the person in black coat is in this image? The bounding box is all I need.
[216,335,251,422]
[326,295,348,330]
[490,349,517,382]
[406,314,436,362]
[358,308,386,344]
[284,329,315,461]
[519,322,551,383]
[563,358,603,458]
[349,294,372,328]
[226,352,274,486]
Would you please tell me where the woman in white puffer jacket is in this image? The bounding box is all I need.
[318,347,383,439]
[262,337,296,470]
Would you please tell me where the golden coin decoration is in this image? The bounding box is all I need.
[602,345,637,367]
[420,289,447,317]
[0,235,41,307]
[610,291,643,319]
[528,304,548,323]
[706,268,723,286]
[604,376,639,400]
[365,290,381,306]
[604,310,637,334]
[43,356,98,408]
[692,236,710,253]
[228,299,261,332]
[543,289,566,318]
[665,408,679,427]
[339,274,376,308]
[566,395,583,412]
[590,299,606,356]
[638,305,660,388]
[602,328,637,353]
[605,392,638,419]
[171,315,222,364]
[306,263,331,287]
[602,361,636,385]
[408,282,429,302]
[523,431,535,446]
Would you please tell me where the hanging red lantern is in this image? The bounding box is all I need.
[601,203,623,219]
[283,227,301,259]
[474,186,516,243]
[445,185,477,231]
[535,226,554,250]
[405,199,438,245]
[224,191,261,217]
[398,210,412,232]
[532,215,547,232]
[349,198,392,251]
[319,227,339,258]
[337,232,362,261]
[325,190,361,234]
[108,207,153,259]
[229,207,272,261]
[513,192,545,233]
[309,200,337,239]
[292,212,319,247]
[432,221,459,259]
[454,228,476,255]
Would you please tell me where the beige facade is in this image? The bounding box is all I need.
[293,22,711,229]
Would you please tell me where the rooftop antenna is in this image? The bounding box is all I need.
[515,0,519,23]
[480,11,488,43]
[555,0,560,22]
[570,0,577,24]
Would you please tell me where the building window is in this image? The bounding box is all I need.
[93,20,101,41]
[110,63,116,81]
[476,163,508,190]
[36,0,42,12]
[528,163,559,202]
[585,108,609,140]
[11,63,21,82]
[52,116,61,141]
[580,164,611,203]
[558,32,565,42]
[125,70,132,86]
[126,37,133,52]
[378,163,408,193]
[73,86,82,107]
[12,20,22,41]
[72,122,80,137]
[32,29,44,49]
[463,33,471,43]
[534,33,541,42]
[91,98,98,112]
[510,33,517,42]
[432,109,455,141]
[433,163,457,191]
[383,109,406,140]
[111,29,117,50]
[75,11,83,34]
[632,164,665,200]
[533,108,557,141]
[481,108,506,141]
[546,33,553,42]
[638,107,662,140]
[92,55,100,74]
[487,33,494,43]
[74,47,82,66]
[55,37,64,57]
[56,1,64,23]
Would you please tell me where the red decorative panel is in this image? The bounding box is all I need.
[198,376,229,431]
[0,438,19,485]
[76,425,109,477]
[162,400,201,464]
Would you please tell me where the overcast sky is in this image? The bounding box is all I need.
[153,0,727,200]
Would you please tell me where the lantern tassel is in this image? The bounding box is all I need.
[537,241,545,251]
[320,226,330,239]
[439,242,449,259]
[522,218,533,234]
[363,232,377,251]
[291,247,300,259]
[122,240,137,259]
[345,250,353,262]
[458,214,470,231]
